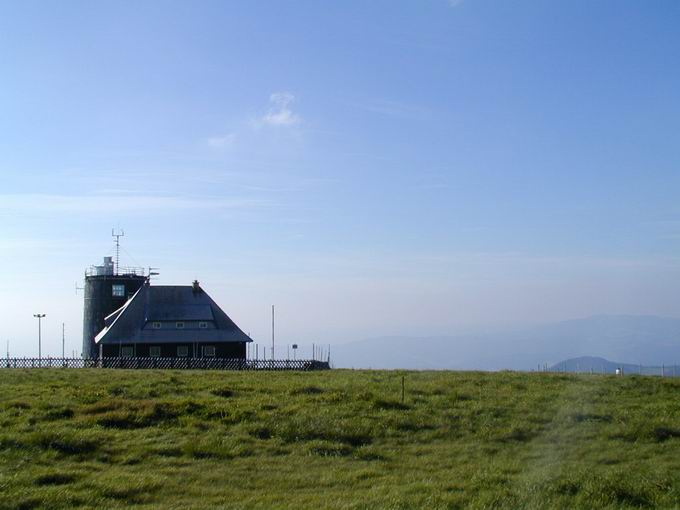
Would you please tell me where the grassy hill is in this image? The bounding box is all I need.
[1,369,680,509]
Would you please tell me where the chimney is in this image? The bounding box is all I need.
[192,280,200,294]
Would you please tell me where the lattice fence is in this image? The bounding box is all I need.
[0,357,330,371]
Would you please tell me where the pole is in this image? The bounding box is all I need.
[62,323,65,359]
[271,305,275,361]
[33,314,45,361]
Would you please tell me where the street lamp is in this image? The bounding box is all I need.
[33,314,46,360]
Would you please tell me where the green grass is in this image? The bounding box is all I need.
[1,369,680,509]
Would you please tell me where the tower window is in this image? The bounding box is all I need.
[176,322,185,329]
[112,284,125,297]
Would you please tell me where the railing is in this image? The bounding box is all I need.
[0,357,330,371]
[84,266,146,277]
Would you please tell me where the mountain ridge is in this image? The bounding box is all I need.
[331,315,680,370]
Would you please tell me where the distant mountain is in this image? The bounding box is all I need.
[550,356,679,376]
[331,315,680,371]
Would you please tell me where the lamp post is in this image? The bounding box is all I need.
[33,314,46,361]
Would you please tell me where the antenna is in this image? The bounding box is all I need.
[112,228,125,275]
[147,267,160,281]
[75,282,84,295]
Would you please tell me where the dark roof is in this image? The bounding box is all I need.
[95,283,252,345]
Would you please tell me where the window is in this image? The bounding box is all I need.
[152,322,161,329]
[112,284,125,297]
[176,322,185,329]
[199,322,208,329]
[149,346,161,357]
[203,345,216,357]
[177,346,189,357]
[121,346,133,357]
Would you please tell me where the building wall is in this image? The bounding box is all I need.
[101,342,246,359]
[82,275,146,358]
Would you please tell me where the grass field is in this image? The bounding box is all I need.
[1,369,680,509]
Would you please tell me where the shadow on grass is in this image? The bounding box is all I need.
[290,386,325,396]
[29,431,98,455]
[373,399,410,411]
[34,473,78,486]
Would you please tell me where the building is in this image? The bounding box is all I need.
[94,280,252,358]
[81,256,147,358]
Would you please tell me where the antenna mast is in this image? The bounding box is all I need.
[112,228,124,275]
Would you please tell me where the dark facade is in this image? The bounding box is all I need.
[101,342,245,358]
[95,281,251,359]
[82,257,146,359]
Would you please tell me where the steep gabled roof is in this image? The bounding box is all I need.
[95,283,252,345]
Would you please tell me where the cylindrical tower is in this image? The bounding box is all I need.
[81,257,147,358]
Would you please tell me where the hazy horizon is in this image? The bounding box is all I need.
[2,1,680,357]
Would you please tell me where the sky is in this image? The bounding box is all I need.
[1,0,680,357]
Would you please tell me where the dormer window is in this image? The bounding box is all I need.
[176,322,185,329]
[152,322,161,329]
[199,322,208,329]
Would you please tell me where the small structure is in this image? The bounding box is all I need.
[82,256,147,358]
[95,280,252,358]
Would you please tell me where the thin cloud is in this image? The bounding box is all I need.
[207,133,236,148]
[256,92,301,127]
[361,98,430,120]
[449,0,464,6]
[0,193,269,215]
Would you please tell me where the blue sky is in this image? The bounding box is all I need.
[1,1,680,356]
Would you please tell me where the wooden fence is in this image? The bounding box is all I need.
[0,357,330,371]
